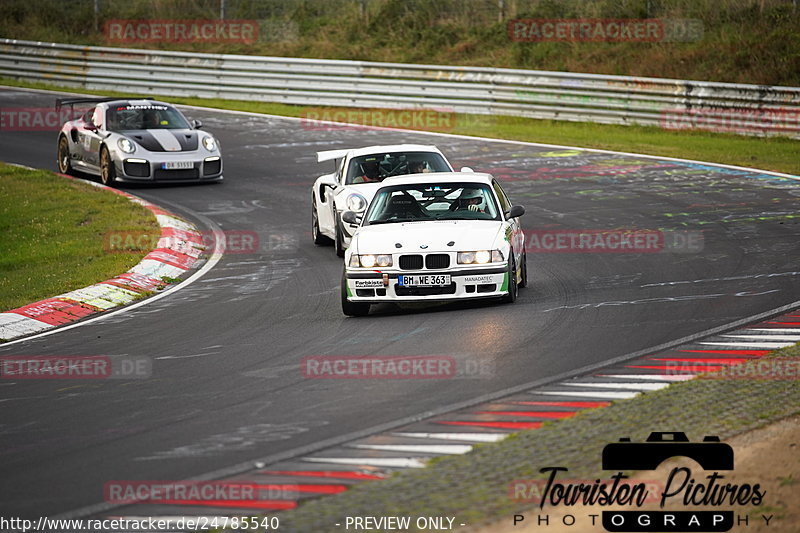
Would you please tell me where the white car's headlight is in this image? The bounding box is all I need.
[202,136,217,152]
[345,193,368,213]
[457,250,504,264]
[349,254,392,268]
[117,138,135,154]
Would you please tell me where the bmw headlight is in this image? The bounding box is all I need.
[117,138,135,154]
[202,136,217,152]
[346,193,368,213]
[457,250,504,264]
[349,254,392,268]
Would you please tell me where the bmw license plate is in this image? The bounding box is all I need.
[398,274,451,287]
[161,161,194,170]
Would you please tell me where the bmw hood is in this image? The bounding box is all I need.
[353,220,505,254]
[120,129,199,152]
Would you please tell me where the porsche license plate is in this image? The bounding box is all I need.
[398,274,451,287]
[161,161,194,170]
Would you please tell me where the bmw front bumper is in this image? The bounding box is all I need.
[344,265,509,303]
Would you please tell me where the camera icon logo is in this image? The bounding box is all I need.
[602,432,734,471]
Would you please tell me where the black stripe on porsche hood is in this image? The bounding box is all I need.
[121,129,198,152]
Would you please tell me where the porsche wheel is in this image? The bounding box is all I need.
[100,146,117,187]
[312,198,333,246]
[57,136,75,176]
[335,218,346,258]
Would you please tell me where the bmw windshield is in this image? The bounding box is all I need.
[364,183,501,225]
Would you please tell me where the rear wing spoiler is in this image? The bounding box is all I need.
[317,148,352,163]
[55,97,153,111]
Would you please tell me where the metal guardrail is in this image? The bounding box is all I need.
[1,38,799,138]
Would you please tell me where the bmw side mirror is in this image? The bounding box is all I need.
[459,166,473,172]
[507,205,525,219]
[192,119,203,129]
[342,211,362,225]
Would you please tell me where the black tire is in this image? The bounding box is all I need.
[312,197,333,246]
[334,217,345,258]
[501,253,518,304]
[519,251,528,288]
[57,136,75,176]
[341,271,370,316]
[99,146,117,187]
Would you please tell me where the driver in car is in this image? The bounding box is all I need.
[353,160,381,183]
[454,188,485,213]
[408,160,429,174]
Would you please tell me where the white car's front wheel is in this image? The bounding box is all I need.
[341,271,370,317]
[501,254,519,304]
[334,218,346,258]
[312,197,333,246]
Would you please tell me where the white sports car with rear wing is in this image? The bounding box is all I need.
[311,144,471,256]
[340,172,527,316]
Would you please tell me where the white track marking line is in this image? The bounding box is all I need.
[0,314,52,338]
[302,457,426,468]
[392,432,508,443]
[700,341,795,349]
[720,334,800,341]
[349,444,472,455]
[597,374,695,381]
[564,382,670,391]
[745,328,800,334]
[537,390,640,399]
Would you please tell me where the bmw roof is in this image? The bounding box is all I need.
[379,172,494,186]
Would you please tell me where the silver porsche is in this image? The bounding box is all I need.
[56,97,223,185]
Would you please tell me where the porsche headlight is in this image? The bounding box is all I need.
[457,250,504,264]
[202,136,217,152]
[349,254,392,268]
[117,138,135,154]
[346,193,368,213]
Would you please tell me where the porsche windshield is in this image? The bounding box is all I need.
[345,152,451,184]
[364,183,500,225]
[106,104,190,131]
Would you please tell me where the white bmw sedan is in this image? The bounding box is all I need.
[341,173,527,316]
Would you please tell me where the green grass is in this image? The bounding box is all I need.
[0,163,159,311]
[3,77,799,175]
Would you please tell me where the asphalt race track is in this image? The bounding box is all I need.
[1,86,799,519]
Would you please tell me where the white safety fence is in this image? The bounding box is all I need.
[1,38,798,138]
